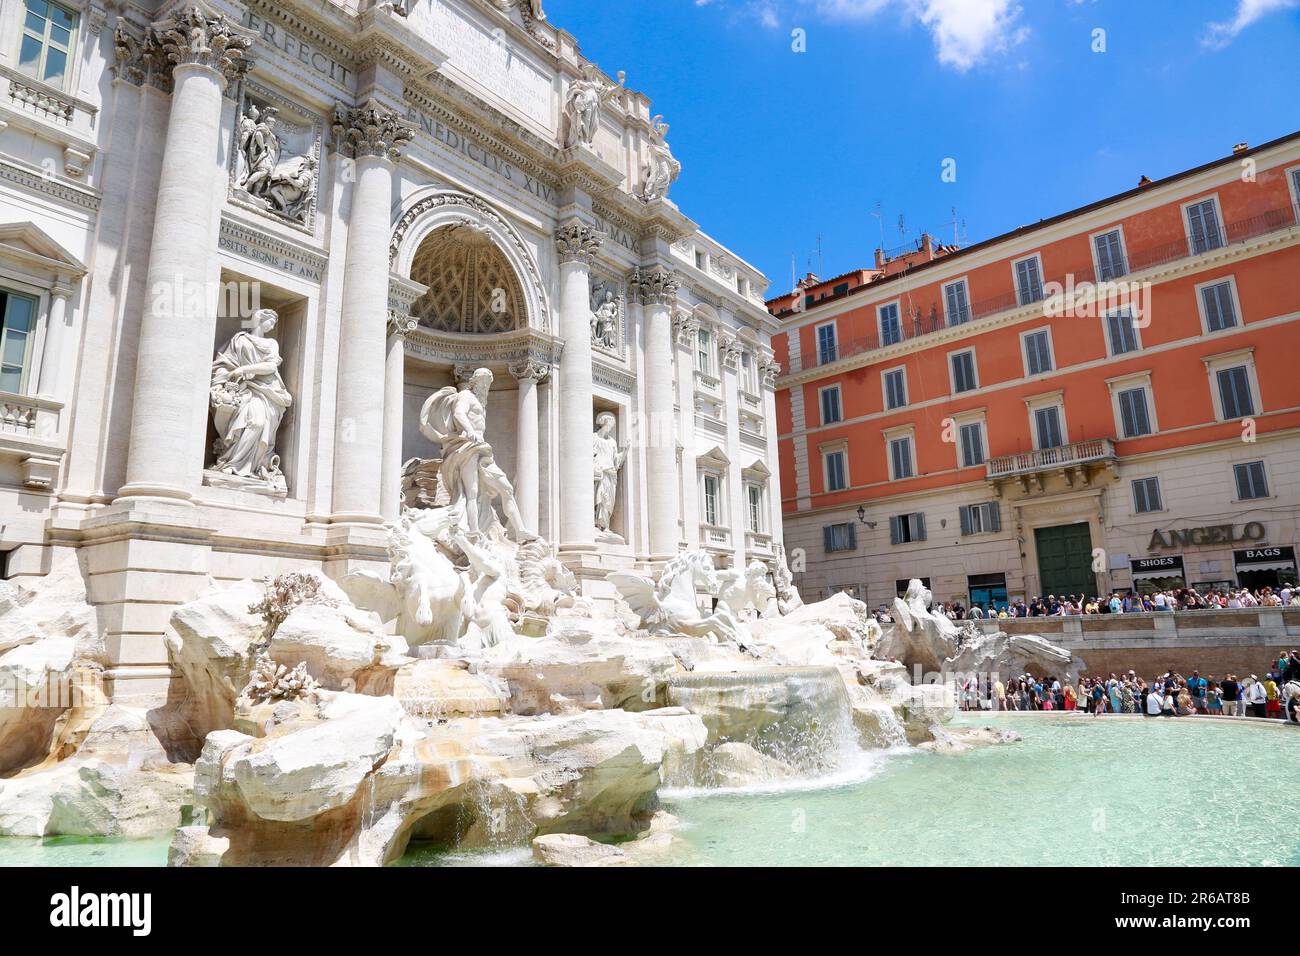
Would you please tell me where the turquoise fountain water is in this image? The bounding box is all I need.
[650,714,1300,867]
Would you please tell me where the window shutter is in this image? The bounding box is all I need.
[823,525,833,551]
[988,502,1001,532]
[913,513,927,541]
[846,523,857,550]
[889,516,901,545]
[959,505,972,536]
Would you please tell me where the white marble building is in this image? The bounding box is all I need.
[0,0,782,699]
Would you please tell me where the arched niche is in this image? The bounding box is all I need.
[389,190,551,334]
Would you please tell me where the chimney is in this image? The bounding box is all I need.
[920,232,933,260]
[874,248,886,270]
[1232,142,1249,154]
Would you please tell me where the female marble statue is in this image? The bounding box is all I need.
[593,411,626,533]
[562,65,625,148]
[209,308,292,490]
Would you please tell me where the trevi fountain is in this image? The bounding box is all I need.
[4,376,1294,868]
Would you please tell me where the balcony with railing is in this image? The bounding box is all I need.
[986,438,1117,495]
[782,203,1300,375]
[0,391,64,489]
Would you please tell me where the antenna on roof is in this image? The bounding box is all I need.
[790,253,796,293]
[815,233,824,276]
[897,214,907,241]
[871,200,885,255]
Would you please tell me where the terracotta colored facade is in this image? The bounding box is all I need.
[773,133,1300,610]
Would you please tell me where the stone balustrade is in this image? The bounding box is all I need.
[971,606,1300,676]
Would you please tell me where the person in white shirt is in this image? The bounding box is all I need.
[1246,676,1268,718]
[1146,687,1163,716]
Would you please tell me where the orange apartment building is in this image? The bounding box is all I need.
[771,132,1300,611]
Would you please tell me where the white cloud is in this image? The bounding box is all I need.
[803,0,1027,70]
[1203,0,1300,48]
[908,0,1027,70]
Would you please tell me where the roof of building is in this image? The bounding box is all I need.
[767,128,1300,319]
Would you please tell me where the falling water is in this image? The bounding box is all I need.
[665,666,864,780]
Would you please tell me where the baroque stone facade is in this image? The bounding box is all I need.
[0,0,781,700]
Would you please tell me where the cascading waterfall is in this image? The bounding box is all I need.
[665,666,864,781]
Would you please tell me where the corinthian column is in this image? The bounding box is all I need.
[635,268,681,561]
[381,312,416,520]
[330,101,413,522]
[118,6,253,502]
[509,359,550,531]
[555,221,602,553]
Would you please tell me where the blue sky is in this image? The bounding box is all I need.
[544,0,1300,295]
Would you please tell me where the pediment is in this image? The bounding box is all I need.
[0,222,86,276]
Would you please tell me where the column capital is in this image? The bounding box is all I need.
[671,308,699,346]
[332,99,414,162]
[509,359,552,383]
[152,5,255,88]
[555,221,602,264]
[631,267,679,306]
[387,311,418,338]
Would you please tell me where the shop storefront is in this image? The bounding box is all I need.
[1130,555,1186,595]
[1233,546,1297,590]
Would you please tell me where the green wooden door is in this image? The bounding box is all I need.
[1034,522,1094,598]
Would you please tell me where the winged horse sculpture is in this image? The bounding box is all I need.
[607,550,740,642]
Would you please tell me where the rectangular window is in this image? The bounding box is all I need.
[824,450,848,491]
[1034,405,1063,449]
[696,328,712,373]
[741,351,758,393]
[1023,330,1053,375]
[816,323,837,364]
[959,421,985,467]
[959,502,1002,535]
[1117,387,1153,438]
[1200,281,1237,332]
[1094,230,1127,281]
[943,280,970,326]
[1014,256,1044,305]
[0,289,38,394]
[746,484,763,533]
[19,0,77,90]
[883,368,907,409]
[889,436,914,480]
[1106,309,1139,355]
[1216,366,1254,419]
[878,303,901,346]
[1233,461,1269,500]
[889,512,927,545]
[823,522,857,552]
[702,474,720,525]
[1186,198,1223,254]
[951,350,977,393]
[819,385,842,424]
[1132,477,1162,514]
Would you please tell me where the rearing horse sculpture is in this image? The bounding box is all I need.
[607,550,740,643]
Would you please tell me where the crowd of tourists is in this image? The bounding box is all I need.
[956,650,1300,724]
[873,583,1298,623]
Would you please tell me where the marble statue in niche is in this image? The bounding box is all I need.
[209,308,292,493]
[419,367,536,541]
[562,64,625,149]
[590,280,620,351]
[639,115,681,202]
[233,101,318,224]
[593,411,626,534]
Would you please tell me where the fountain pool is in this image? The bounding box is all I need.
[399,713,1299,867]
[4,715,1294,867]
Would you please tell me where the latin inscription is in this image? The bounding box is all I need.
[244,12,352,87]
